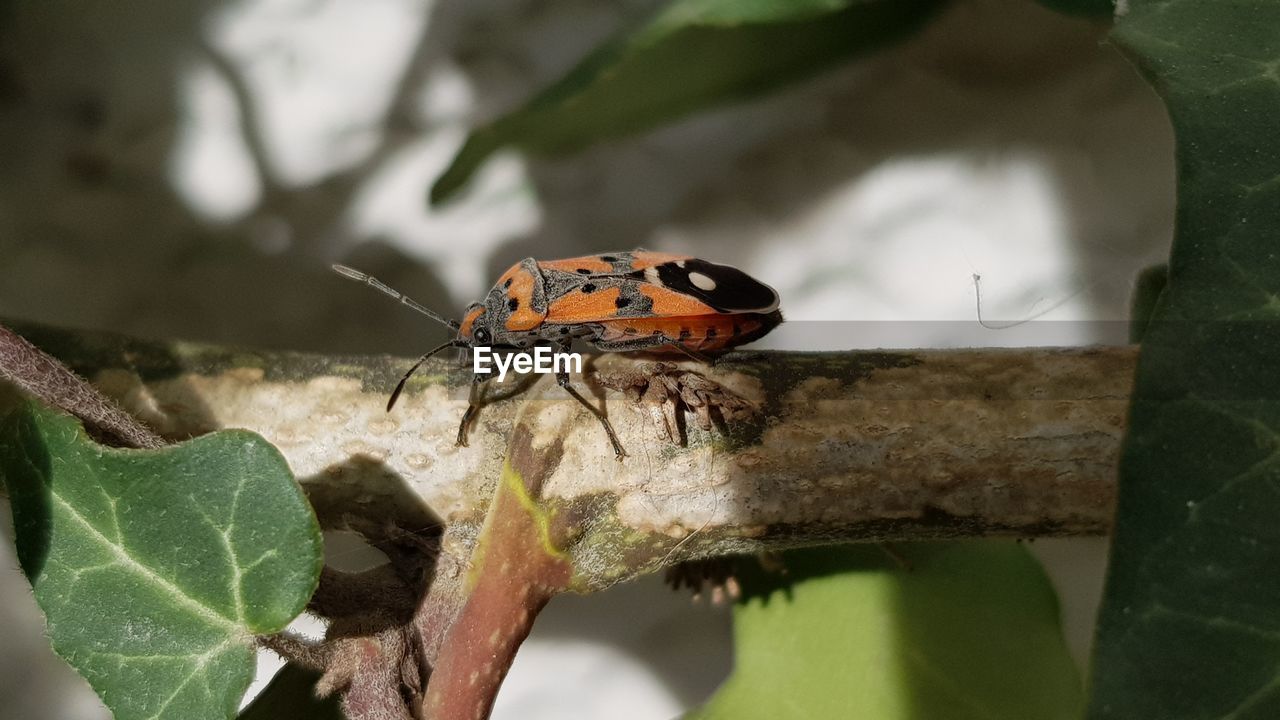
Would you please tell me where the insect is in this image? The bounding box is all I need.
[334,250,782,459]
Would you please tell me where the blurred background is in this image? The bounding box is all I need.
[0,0,1172,717]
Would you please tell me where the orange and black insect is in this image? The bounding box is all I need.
[334,250,782,458]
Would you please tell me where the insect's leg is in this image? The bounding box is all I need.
[691,322,726,365]
[556,342,625,460]
[456,373,487,447]
[671,343,713,364]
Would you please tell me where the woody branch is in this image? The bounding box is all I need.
[3,321,1128,580]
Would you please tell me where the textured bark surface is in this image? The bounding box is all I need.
[3,321,1130,574]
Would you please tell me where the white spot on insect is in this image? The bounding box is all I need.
[675,260,686,268]
[644,266,662,285]
[689,272,717,291]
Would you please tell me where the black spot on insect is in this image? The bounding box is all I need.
[508,298,520,312]
[679,329,692,339]
[503,278,513,289]
[615,297,631,309]
[576,268,592,274]
[706,327,718,338]
[560,327,570,334]
[652,258,778,313]
[581,283,597,294]
[623,327,638,336]
[732,323,741,337]
[600,255,618,262]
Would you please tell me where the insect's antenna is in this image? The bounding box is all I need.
[387,340,465,412]
[332,264,461,331]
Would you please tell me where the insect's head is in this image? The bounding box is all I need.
[457,302,491,347]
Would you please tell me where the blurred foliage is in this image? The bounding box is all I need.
[431,0,948,204]
[1034,0,1115,17]
[687,543,1082,720]
[0,401,322,720]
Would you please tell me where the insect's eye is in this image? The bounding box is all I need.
[474,327,491,345]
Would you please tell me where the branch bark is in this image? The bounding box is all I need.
[0,321,164,449]
[1,321,1128,568]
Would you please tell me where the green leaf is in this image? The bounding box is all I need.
[688,542,1082,720]
[430,0,947,204]
[0,400,323,720]
[1033,0,1114,18]
[1129,263,1168,343]
[238,665,344,720]
[1088,3,1280,719]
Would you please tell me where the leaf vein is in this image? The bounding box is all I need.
[192,503,246,624]
[143,642,231,720]
[50,492,239,631]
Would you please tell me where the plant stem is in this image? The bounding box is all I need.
[3,321,1128,577]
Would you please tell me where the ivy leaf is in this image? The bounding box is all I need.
[0,400,323,720]
[687,542,1082,719]
[237,665,344,720]
[430,0,946,204]
[1087,2,1280,718]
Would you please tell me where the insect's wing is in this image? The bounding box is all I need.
[540,252,778,324]
[541,282,641,323]
[623,250,694,269]
[536,251,692,275]
[635,258,779,314]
